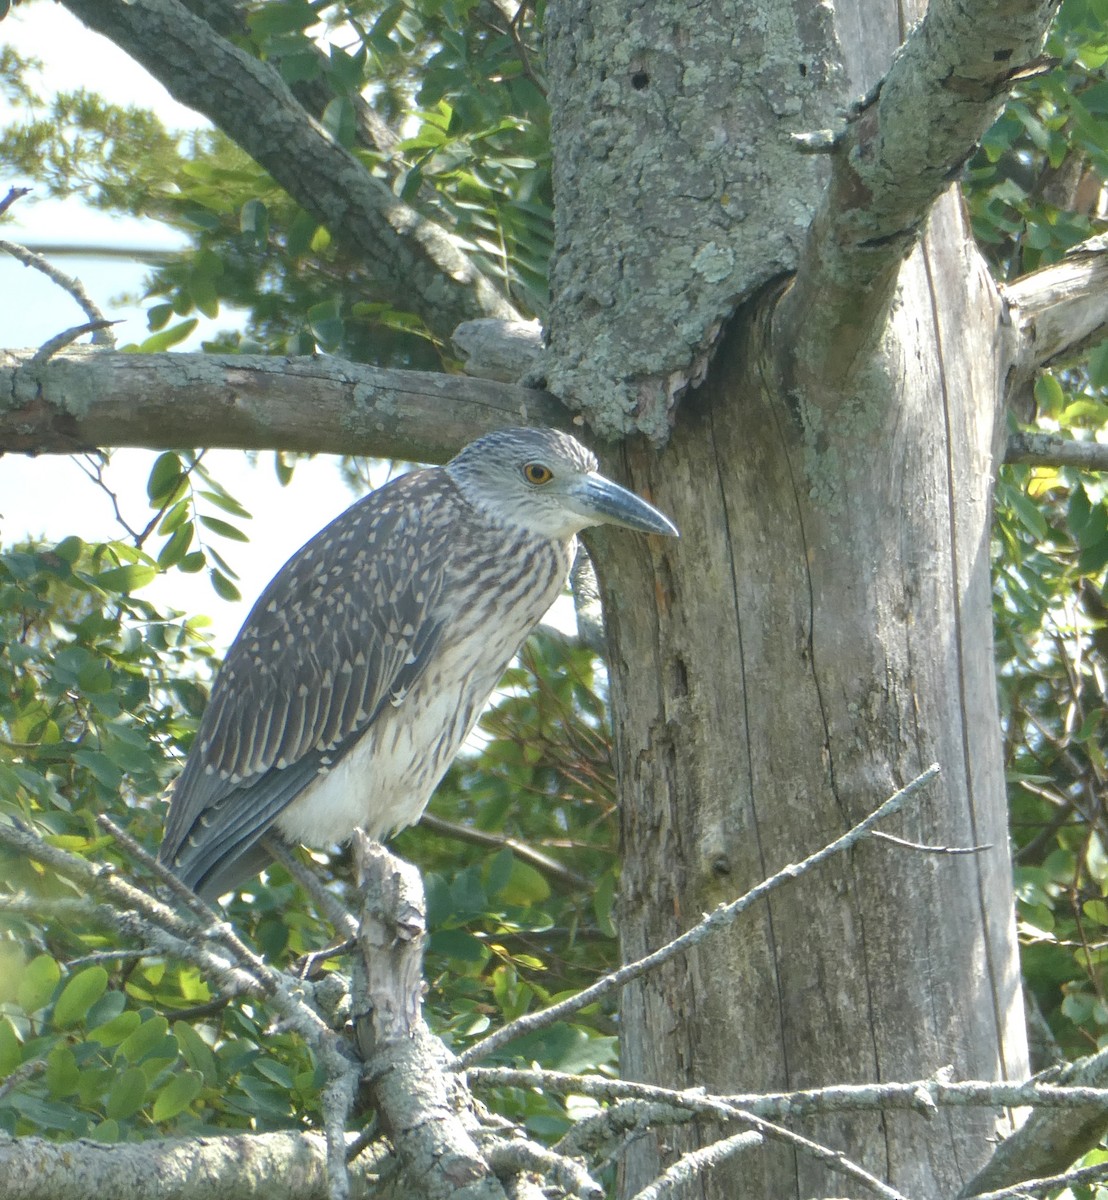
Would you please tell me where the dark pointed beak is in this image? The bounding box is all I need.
[570,472,679,536]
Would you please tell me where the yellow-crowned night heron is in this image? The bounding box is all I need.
[160,427,677,899]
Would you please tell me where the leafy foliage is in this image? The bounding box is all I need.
[0,0,550,366]
[952,0,1108,1070]
[0,454,618,1143]
[6,0,1108,1182]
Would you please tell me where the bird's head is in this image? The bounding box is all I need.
[446,428,678,541]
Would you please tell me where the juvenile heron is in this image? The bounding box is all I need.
[160,427,677,899]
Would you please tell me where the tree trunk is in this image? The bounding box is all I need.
[588,191,1029,1197]
[544,0,1041,1186]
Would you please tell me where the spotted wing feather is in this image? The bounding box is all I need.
[160,469,455,896]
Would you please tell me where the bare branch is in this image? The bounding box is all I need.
[627,1130,764,1200]
[29,321,119,364]
[869,831,992,855]
[774,0,1057,390]
[0,1059,46,1106]
[455,765,939,1067]
[0,186,32,218]
[262,835,359,942]
[468,1064,1108,1120]
[57,0,521,341]
[1003,236,1108,385]
[350,837,512,1199]
[0,1129,385,1200]
[483,1138,603,1199]
[958,1041,1108,1198]
[1004,430,1108,472]
[0,240,115,348]
[966,1160,1108,1200]
[0,348,568,459]
[417,812,593,891]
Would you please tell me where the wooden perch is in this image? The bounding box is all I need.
[351,836,510,1200]
[0,348,568,461]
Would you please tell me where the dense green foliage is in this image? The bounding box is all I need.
[3,0,1108,1176]
[962,0,1108,1069]
[0,511,618,1140]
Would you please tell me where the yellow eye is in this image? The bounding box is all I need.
[523,462,554,485]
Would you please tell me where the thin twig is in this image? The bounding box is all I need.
[31,319,119,364]
[0,237,115,347]
[628,1131,764,1200]
[262,835,359,941]
[468,1065,1108,1118]
[0,1058,46,1104]
[96,813,224,928]
[417,812,593,890]
[455,765,939,1067]
[0,186,32,219]
[870,831,992,855]
[966,1160,1108,1200]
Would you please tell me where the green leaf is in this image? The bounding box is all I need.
[133,319,198,353]
[52,966,109,1029]
[105,1066,149,1120]
[147,452,183,503]
[94,564,158,594]
[118,1015,171,1063]
[248,0,317,35]
[198,515,250,542]
[1034,372,1065,417]
[44,1047,80,1098]
[321,97,356,148]
[173,1021,217,1086]
[16,954,61,1014]
[210,568,242,601]
[152,1070,202,1122]
[500,858,551,905]
[0,1019,21,1076]
[240,198,269,242]
[88,1010,142,1048]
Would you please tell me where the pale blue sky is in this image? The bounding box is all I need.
[0,3,364,649]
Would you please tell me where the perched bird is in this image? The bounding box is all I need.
[160,427,677,899]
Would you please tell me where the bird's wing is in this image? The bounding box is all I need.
[160,469,455,896]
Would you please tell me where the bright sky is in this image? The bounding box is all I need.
[0,2,374,649]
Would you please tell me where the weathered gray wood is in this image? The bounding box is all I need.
[0,348,568,460]
[591,196,1027,1200]
[0,1129,378,1200]
[545,0,1051,1187]
[352,838,509,1200]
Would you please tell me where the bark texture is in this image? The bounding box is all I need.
[544,0,1054,1193]
[0,349,567,459]
[543,0,845,442]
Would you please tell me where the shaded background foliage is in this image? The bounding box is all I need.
[3,0,1108,1180]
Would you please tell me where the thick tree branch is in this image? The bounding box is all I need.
[0,1130,383,1200]
[9,345,1108,475]
[1004,431,1108,471]
[56,0,522,342]
[1002,237,1108,401]
[0,348,568,460]
[176,0,402,155]
[958,1042,1108,1198]
[774,0,1058,389]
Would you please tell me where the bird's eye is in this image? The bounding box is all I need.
[522,462,554,485]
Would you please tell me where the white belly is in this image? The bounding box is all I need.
[276,673,484,846]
